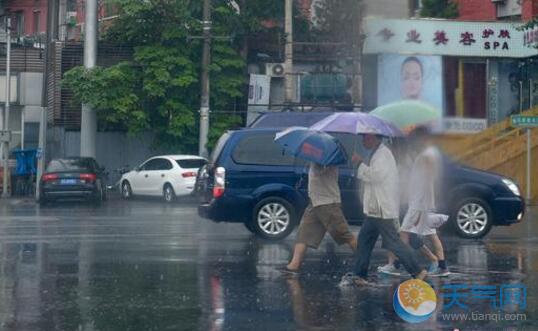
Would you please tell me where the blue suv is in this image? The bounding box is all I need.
[197,116,525,241]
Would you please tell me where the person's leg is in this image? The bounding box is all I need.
[420,245,438,263]
[427,233,447,270]
[286,205,326,271]
[387,234,432,270]
[353,218,380,280]
[320,204,357,252]
[287,243,308,271]
[379,221,426,280]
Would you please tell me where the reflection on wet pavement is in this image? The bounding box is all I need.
[0,198,535,330]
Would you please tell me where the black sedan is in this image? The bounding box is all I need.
[39,157,108,204]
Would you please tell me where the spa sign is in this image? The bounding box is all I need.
[364,18,538,58]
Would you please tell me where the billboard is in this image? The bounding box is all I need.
[246,74,271,125]
[377,54,444,116]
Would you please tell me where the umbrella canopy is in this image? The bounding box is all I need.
[274,127,347,166]
[310,112,403,137]
[370,100,441,131]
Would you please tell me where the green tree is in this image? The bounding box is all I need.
[420,0,459,19]
[64,0,247,153]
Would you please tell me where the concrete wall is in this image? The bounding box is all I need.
[19,73,43,106]
[47,128,165,185]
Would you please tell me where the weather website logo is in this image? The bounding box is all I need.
[393,279,437,323]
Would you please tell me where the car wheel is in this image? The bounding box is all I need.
[121,181,133,200]
[451,197,493,239]
[252,197,296,240]
[163,184,176,203]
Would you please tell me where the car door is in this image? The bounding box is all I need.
[131,159,159,195]
[152,158,174,195]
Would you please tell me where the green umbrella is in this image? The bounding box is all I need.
[370,100,441,131]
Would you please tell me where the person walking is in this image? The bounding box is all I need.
[399,127,449,276]
[346,134,427,286]
[280,163,358,275]
[378,140,440,276]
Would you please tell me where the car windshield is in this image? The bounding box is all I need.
[46,159,93,172]
[176,159,207,169]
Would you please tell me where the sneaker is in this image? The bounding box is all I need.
[438,268,450,277]
[338,272,355,288]
[427,262,440,274]
[429,266,450,277]
[378,263,401,276]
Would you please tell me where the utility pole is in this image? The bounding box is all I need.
[2,17,11,198]
[80,0,98,157]
[284,0,294,104]
[352,1,363,110]
[37,0,58,200]
[198,0,211,158]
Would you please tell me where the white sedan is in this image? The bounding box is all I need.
[120,155,207,202]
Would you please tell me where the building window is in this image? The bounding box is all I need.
[33,11,41,34]
[14,11,24,37]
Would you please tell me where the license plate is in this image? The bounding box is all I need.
[60,179,77,185]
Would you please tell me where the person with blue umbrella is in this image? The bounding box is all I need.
[274,127,358,275]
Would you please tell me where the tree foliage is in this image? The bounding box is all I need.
[312,0,361,43]
[420,0,459,19]
[64,0,250,153]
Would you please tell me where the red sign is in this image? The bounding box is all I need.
[434,30,449,45]
[406,29,422,43]
[460,32,476,46]
[498,29,511,39]
[377,28,395,42]
[482,29,494,39]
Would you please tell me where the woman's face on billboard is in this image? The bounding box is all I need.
[401,60,423,100]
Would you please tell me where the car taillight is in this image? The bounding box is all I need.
[182,171,197,178]
[80,173,97,182]
[42,174,58,182]
[212,167,225,199]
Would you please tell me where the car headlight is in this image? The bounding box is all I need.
[502,179,520,196]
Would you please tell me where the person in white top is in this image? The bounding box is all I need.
[378,141,441,276]
[346,134,427,286]
[400,127,449,276]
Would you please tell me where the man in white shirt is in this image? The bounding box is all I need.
[351,134,427,286]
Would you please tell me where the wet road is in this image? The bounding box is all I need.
[0,197,535,330]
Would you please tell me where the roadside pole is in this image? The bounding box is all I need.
[80,0,98,158]
[284,0,294,104]
[2,17,11,198]
[527,128,532,202]
[198,0,211,158]
[512,115,537,203]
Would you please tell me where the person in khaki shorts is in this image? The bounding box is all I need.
[280,163,357,275]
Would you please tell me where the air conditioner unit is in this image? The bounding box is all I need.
[265,63,286,78]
